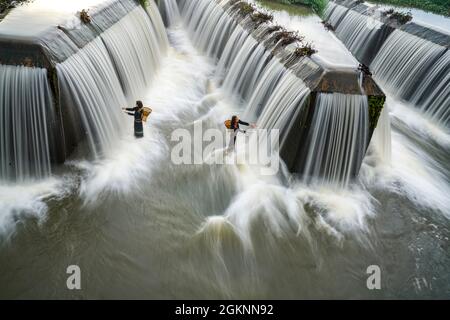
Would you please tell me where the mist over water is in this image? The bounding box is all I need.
[0,0,450,299]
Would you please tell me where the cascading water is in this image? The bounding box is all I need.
[249,70,310,147]
[334,9,385,65]
[99,7,167,101]
[1,0,450,300]
[410,51,450,126]
[324,2,349,28]
[158,0,181,27]
[49,3,168,159]
[219,26,273,101]
[243,59,288,120]
[0,0,169,180]
[56,38,128,157]
[301,93,369,186]
[371,30,449,127]
[179,0,375,186]
[180,0,238,60]
[0,65,53,181]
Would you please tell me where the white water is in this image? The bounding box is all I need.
[325,2,349,28]
[57,38,128,157]
[56,5,168,158]
[324,2,450,129]
[1,0,450,299]
[0,177,71,240]
[302,93,369,186]
[158,0,181,27]
[411,51,450,127]
[319,2,450,219]
[0,65,53,181]
[334,9,383,63]
[371,30,446,103]
[254,70,310,146]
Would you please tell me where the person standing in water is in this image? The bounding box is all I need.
[123,101,145,138]
[227,115,255,151]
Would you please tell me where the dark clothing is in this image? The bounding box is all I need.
[230,120,249,132]
[126,107,144,138]
[228,119,250,150]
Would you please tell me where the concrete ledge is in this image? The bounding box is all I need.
[327,0,450,47]
[0,0,140,67]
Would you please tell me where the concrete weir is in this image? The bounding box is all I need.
[0,0,141,160]
[181,0,386,183]
[323,0,450,128]
[324,0,450,65]
[0,0,167,180]
[0,0,386,184]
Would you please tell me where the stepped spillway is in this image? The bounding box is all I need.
[177,0,385,185]
[0,0,168,181]
[323,0,450,128]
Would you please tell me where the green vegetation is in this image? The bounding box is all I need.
[368,96,386,132]
[370,0,450,17]
[257,0,314,16]
[138,0,149,7]
[1,0,30,14]
[237,2,257,15]
[382,8,413,25]
[265,0,329,15]
[251,10,274,25]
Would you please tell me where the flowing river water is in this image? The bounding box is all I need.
[0,0,449,299]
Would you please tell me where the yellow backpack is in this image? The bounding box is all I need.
[224,119,232,129]
[142,107,152,122]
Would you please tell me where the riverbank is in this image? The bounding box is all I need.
[264,0,328,14]
[269,0,450,17]
[368,0,449,17]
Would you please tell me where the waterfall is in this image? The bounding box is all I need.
[325,2,349,29]
[179,0,309,113]
[99,7,167,101]
[219,27,273,101]
[0,1,169,180]
[301,94,369,186]
[244,59,288,120]
[180,0,237,59]
[323,1,337,20]
[0,65,53,181]
[253,71,310,147]
[334,10,385,65]
[179,0,312,133]
[411,51,450,127]
[55,6,167,158]
[371,30,448,127]
[371,105,392,164]
[56,38,128,158]
[176,0,377,185]
[158,0,181,26]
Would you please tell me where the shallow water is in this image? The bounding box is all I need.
[0,2,450,299]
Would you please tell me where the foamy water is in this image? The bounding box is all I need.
[1,0,450,299]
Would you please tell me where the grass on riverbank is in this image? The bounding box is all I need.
[272,0,450,17]
[269,0,328,15]
[258,0,314,16]
[367,0,449,17]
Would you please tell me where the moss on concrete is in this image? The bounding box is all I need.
[368,95,385,132]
